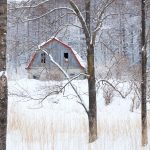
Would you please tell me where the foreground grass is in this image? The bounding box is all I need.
[7,101,150,150]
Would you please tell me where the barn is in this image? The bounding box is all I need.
[26,38,86,80]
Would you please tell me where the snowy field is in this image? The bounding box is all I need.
[6,78,150,150]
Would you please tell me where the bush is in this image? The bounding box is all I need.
[103,85,114,105]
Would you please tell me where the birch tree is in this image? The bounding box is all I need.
[141,0,148,146]
[0,0,8,149]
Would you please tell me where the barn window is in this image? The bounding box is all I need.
[41,53,46,63]
[64,53,68,61]
[33,75,40,79]
[70,73,75,77]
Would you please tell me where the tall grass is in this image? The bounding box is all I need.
[7,103,150,150]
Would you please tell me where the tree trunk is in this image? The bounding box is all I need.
[141,0,148,146]
[87,44,97,143]
[0,0,8,149]
[69,0,97,143]
[85,0,97,143]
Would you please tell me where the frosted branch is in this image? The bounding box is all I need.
[21,7,76,22]
[69,0,90,42]
[40,48,88,114]
[96,79,126,98]
[15,0,49,9]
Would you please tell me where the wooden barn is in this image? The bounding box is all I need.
[26,38,86,80]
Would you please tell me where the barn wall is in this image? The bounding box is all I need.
[31,52,52,68]
[28,39,85,80]
[27,67,85,80]
[31,44,82,70]
[44,40,81,69]
[27,67,64,80]
[65,68,85,79]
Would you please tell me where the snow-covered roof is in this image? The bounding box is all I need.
[71,49,86,68]
[38,36,59,49]
[27,37,86,69]
[39,37,86,69]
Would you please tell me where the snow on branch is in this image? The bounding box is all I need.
[38,72,89,107]
[69,0,90,42]
[92,0,115,44]
[15,0,50,9]
[42,49,70,78]
[96,79,127,99]
[40,48,89,114]
[0,71,7,78]
[21,7,76,22]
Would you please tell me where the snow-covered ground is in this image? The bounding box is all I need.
[7,78,150,150]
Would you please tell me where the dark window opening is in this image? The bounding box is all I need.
[41,53,46,63]
[64,53,68,61]
[70,73,75,77]
[64,53,68,59]
[33,75,39,79]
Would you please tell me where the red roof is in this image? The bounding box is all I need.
[26,38,86,69]
[26,51,37,69]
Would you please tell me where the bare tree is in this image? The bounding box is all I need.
[68,0,97,143]
[69,0,115,142]
[0,0,8,149]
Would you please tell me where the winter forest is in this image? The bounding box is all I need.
[1,0,150,149]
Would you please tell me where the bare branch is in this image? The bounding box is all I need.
[69,0,90,44]
[96,79,126,98]
[40,48,89,114]
[92,0,115,45]
[21,7,76,22]
[15,0,49,9]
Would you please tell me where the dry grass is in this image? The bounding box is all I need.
[7,103,150,150]
[7,103,89,150]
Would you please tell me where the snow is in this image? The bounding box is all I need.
[38,37,60,49]
[72,49,86,68]
[0,71,7,77]
[0,71,5,77]
[7,78,150,150]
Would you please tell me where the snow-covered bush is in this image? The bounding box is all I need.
[102,85,114,105]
